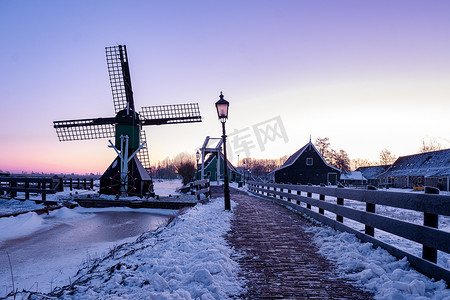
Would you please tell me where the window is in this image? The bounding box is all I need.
[306,158,313,166]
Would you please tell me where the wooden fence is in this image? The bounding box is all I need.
[190,179,211,202]
[0,176,63,201]
[62,177,94,190]
[247,181,450,283]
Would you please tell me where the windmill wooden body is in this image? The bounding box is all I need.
[54,45,202,197]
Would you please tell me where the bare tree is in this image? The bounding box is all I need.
[331,149,351,171]
[379,149,397,165]
[315,137,331,158]
[351,158,375,170]
[418,138,442,153]
[173,152,196,185]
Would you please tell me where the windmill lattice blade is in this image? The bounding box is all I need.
[106,45,133,114]
[140,103,202,126]
[137,130,151,173]
[53,118,115,141]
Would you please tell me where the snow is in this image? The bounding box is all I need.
[306,226,450,299]
[0,211,45,242]
[2,181,450,299]
[46,197,244,299]
[0,198,45,215]
[340,171,366,181]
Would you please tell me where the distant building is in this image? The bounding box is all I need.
[196,152,241,183]
[274,140,341,185]
[196,136,242,183]
[340,171,367,186]
[378,148,450,191]
[356,165,390,186]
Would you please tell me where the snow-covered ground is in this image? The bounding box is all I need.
[2,182,450,299]
[284,187,450,270]
[0,180,182,298]
[248,186,450,299]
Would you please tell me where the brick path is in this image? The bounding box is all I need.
[212,187,373,299]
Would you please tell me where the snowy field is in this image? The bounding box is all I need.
[1,181,450,299]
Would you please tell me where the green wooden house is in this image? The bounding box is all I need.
[196,152,242,183]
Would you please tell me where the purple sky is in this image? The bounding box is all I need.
[1,1,449,174]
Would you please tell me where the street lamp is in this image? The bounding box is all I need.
[243,161,246,186]
[215,92,231,210]
[196,150,200,180]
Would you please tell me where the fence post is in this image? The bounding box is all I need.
[287,189,291,202]
[90,178,94,190]
[11,180,17,198]
[319,183,325,214]
[365,185,377,236]
[306,192,312,209]
[69,178,73,191]
[77,178,80,189]
[296,190,301,205]
[83,178,87,190]
[41,181,47,201]
[336,184,344,223]
[25,181,30,200]
[423,186,439,263]
[280,187,283,200]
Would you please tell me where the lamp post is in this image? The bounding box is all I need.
[215,92,231,210]
[196,150,200,180]
[243,161,246,186]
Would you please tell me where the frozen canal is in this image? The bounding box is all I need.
[0,180,183,296]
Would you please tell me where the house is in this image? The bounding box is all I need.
[340,171,367,186]
[356,165,390,186]
[378,148,450,191]
[274,140,341,185]
[196,136,242,183]
[196,152,241,183]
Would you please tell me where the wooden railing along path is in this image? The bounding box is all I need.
[0,176,63,201]
[247,181,450,283]
[190,179,211,202]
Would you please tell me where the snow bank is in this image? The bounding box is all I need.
[306,225,450,299]
[0,212,45,242]
[51,197,243,299]
[0,198,44,215]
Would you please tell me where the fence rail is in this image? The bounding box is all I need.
[247,181,450,283]
[0,176,95,202]
[0,176,62,201]
[190,179,211,202]
[62,177,95,190]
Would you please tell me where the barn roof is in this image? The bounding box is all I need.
[274,141,341,173]
[356,165,390,180]
[340,171,366,181]
[380,148,450,178]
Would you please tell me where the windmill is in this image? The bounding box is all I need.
[54,45,202,197]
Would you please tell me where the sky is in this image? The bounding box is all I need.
[1,0,449,174]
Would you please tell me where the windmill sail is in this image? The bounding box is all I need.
[53,117,116,141]
[136,130,151,173]
[106,45,134,114]
[140,103,201,125]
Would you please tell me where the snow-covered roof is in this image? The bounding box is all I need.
[380,148,450,178]
[274,141,341,173]
[340,171,367,181]
[356,165,390,180]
